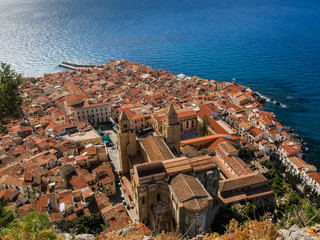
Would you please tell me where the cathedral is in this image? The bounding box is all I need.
[117,103,220,236]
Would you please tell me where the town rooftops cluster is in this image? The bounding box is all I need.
[0,59,319,237]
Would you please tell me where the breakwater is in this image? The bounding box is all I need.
[59,62,101,70]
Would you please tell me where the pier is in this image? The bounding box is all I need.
[59,62,101,70]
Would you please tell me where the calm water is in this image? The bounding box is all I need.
[1,0,320,168]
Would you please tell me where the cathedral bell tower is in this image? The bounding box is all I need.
[164,103,181,153]
[117,111,137,174]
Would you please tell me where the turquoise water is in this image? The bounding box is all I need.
[0,0,319,168]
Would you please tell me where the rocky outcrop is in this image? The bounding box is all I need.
[277,224,320,240]
[60,233,95,240]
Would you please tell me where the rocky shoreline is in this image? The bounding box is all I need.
[252,92,309,160]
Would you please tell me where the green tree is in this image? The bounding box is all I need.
[0,63,25,122]
[269,174,284,195]
[303,185,312,196]
[303,202,320,226]
[25,212,51,233]
[245,202,257,220]
[56,214,104,236]
[200,148,208,155]
[0,199,15,229]
[239,147,255,163]
[285,172,301,188]
[198,115,210,136]
[288,193,300,205]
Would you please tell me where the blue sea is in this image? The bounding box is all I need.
[1,0,320,169]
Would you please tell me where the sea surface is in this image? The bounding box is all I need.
[1,0,320,169]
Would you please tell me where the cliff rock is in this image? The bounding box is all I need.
[277,224,320,240]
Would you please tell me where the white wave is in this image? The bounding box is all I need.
[280,103,287,108]
[256,92,272,102]
[256,92,287,108]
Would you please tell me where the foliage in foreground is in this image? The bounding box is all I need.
[205,219,279,240]
[97,230,182,240]
[0,198,15,229]
[96,219,278,240]
[1,212,60,240]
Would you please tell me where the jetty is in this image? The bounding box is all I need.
[59,62,101,70]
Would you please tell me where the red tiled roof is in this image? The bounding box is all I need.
[282,144,298,154]
[70,177,87,189]
[0,188,19,201]
[180,134,229,147]
[177,109,197,118]
[250,128,263,136]
[24,171,33,181]
[59,194,73,204]
[308,172,320,184]
[189,155,217,172]
[197,104,214,119]
[65,94,84,105]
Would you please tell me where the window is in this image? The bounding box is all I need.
[142,197,145,205]
[82,111,84,114]
[97,113,99,116]
[87,110,89,113]
[78,116,80,120]
[92,110,94,113]
[77,112,80,114]
[157,193,160,202]
[101,108,102,111]
[96,109,98,112]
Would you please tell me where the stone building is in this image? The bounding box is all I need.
[169,173,214,235]
[163,103,181,154]
[151,109,198,135]
[131,161,173,231]
[117,104,179,175]
[130,157,219,237]
[117,111,138,174]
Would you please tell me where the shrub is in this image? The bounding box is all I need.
[205,219,279,240]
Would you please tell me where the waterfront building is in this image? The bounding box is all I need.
[306,172,320,195]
